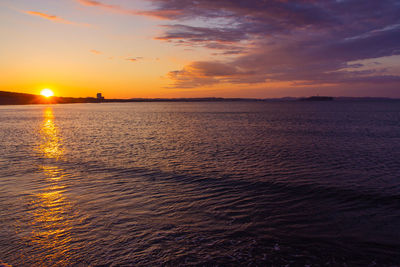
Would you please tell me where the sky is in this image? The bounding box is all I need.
[0,0,399,98]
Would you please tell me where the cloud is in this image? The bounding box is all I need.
[146,0,400,90]
[126,57,143,62]
[168,24,400,88]
[167,61,265,88]
[75,0,400,93]
[88,50,142,62]
[75,0,182,20]
[155,24,247,43]
[23,10,89,26]
[76,0,117,9]
[155,24,249,53]
[90,49,102,54]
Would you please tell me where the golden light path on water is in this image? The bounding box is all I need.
[25,107,73,265]
[39,108,64,159]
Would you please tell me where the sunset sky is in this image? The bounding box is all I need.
[1,0,399,98]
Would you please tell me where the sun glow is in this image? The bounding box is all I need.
[41,89,54,98]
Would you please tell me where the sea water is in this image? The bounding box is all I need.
[0,101,399,266]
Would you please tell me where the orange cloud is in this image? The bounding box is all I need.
[76,0,181,20]
[90,49,102,54]
[77,0,116,9]
[23,11,90,26]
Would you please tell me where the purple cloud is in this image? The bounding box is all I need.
[76,0,400,93]
[147,0,400,90]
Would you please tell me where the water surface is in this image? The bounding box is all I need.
[1,101,400,266]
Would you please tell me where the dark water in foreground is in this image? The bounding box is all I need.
[0,101,400,266]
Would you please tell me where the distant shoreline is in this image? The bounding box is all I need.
[0,91,398,105]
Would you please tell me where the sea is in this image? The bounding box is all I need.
[0,101,399,266]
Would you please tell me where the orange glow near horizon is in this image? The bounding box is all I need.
[1,1,398,98]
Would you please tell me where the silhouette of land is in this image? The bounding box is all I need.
[0,91,99,105]
[300,96,334,101]
[1,90,398,105]
[0,91,270,105]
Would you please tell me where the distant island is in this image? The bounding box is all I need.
[300,96,334,101]
[1,91,398,105]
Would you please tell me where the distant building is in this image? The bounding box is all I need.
[97,93,104,100]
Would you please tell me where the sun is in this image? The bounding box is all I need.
[41,89,54,98]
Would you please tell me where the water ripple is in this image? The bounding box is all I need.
[0,101,399,266]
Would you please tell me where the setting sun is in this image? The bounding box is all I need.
[41,89,54,98]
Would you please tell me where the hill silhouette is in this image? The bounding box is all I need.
[0,91,99,105]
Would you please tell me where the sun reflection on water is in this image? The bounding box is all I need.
[39,107,64,160]
[23,107,73,265]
